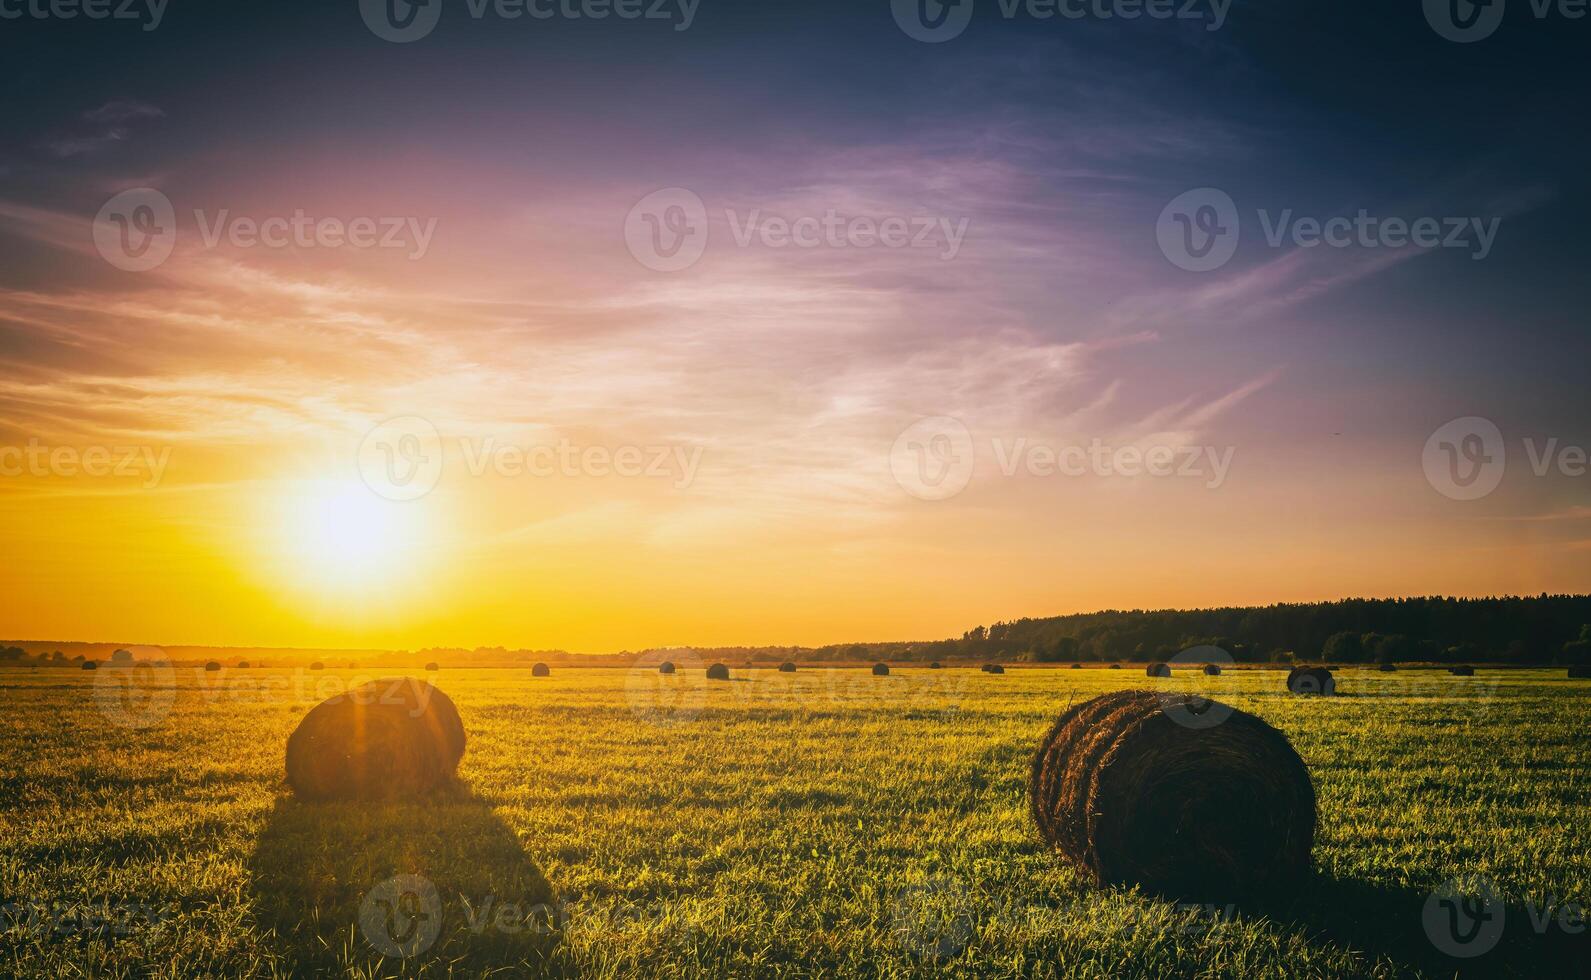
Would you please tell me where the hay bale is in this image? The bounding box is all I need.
[1286,666,1336,696]
[309,661,325,671]
[204,661,222,672]
[531,663,550,677]
[1071,663,1083,669]
[929,662,943,669]
[1449,665,1476,676]
[1146,662,1171,678]
[1108,664,1122,670]
[658,661,676,674]
[706,663,729,680]
[1568,665,1591,679]
[1378,663,1398,672]
[285,677,466,802]
[111,649,133,664]
[872,663,890,676]
[1203,664,1222,676]
[986,665,1005,675]
[778,662,796,673]
[425,662,440,672]
[238,661,251,669]
[1029,690,1315,899]
[82,660,98,671]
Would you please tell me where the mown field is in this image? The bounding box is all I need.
[1,663,1587,978]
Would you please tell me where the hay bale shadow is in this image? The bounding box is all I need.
[1238,872,1589,979]
[246,785,561,975]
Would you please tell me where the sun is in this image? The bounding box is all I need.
[271,479,429,594]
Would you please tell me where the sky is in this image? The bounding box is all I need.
[1,0,1588,651]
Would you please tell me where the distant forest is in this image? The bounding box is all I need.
[670,596,1591,666]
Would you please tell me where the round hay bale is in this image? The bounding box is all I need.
[986,665,1005,675]
[82,660,98,671]
[872,663,890,676]
[1203,664,1222,676]
[929,662,943,669]
[238,661,251,669]
[1378,663,1398,672]
[1567,665,1591,679]
[531,663,550,677]
[111,649,133,665]
[778,662,796,673]
[309,661,325,671]
[1029,690,1315,899]
[424,662,439,672]
[204,661,222,672]
[285,677,465,802]
[1108,664,1122,670]
[706,663,730,680]
[1071,663,1083,669]
[1146,662,1171,678]
[1286,666,1336,696]
[658,661,676,674]
[1449,665,1476,677]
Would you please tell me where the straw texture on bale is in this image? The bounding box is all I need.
[706,663,730,680]
[285,677,466,802]
[778,662,797,672]
[1146,662,1171,678]
[872,663,890,676]
[1450,665,1476,676]
[1203,664,1222,676]
[658,661,676,674]
[531,663,550,677]
[1029,690,1315,899]
[1286,666,1336,696]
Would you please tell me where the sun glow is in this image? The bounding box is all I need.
[270,480,430,597]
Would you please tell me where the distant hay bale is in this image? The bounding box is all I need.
[1146,662,1171,678]
[778,662,797,673]
[872,663,890,676]
[1108,664,1122,670]
[658,661,676,674]
[204,661,222,672]
[1449,665,1476,677]
[285,677,466,802]
[531,663,550,677]
[111,649,133,664]
[929,662,943,669]
[1286,666,1336,696]
[1203,664,1222,676]
[1071,663,1083,669]
[82,660,98,671]
[238,661,251,669]
[1029,690,1315,899]
[1568,665,1591,679]
[706,663,729,680]
[1378,663,1398,672]
[986,665,1005,675]
[309,661,325,671]
[425,662,439,672]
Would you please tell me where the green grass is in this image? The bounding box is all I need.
[1,665,1587,978]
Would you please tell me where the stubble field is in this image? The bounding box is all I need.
[0,663,1586,978]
